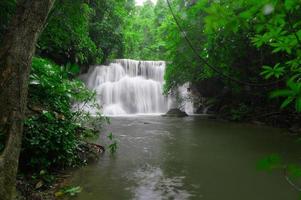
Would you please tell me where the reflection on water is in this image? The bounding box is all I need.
[69,116,300,200]
[129,165,193,200]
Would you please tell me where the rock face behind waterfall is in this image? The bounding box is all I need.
[81,59,170,115]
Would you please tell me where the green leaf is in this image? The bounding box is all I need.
[42,111,55,120]
[109,141,117,154]
[287,79,300,92]
[270,89,294,98]
[30,80,40,85]
[280,97,294,109]
[262,65,272,70]
[284,0,296,10]
[68,63,80,75]
[265,72,273,79]
[58,186,82,197]
[108,132,113,140]
[257,154,282,171]
[287,164,301,178]
[295,98,301,112]
[260,64,285,79]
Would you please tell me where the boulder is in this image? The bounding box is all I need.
[162,108,188,117]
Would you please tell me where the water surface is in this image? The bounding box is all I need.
[70,116,300,200]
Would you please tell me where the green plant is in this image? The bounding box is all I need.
[230,103,250,121]
[260,64,286,79]
[55,186,82,197]
[270,78,301,112]
[257,154,283,171]
[36,0,131,65]
[107,132,118,154]
[20,57,105,171]
[30,170,55,189]
[257,154,301,195]
[22,113,80,169]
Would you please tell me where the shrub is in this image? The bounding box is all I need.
[20,57,103,171]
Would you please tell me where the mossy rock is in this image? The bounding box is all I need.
[162,108,188,117]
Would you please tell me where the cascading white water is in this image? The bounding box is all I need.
[80,59,193,116]
[81,59,169,115]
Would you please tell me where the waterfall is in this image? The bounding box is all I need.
[80,59,193,116]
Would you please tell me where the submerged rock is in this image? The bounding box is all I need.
[162,108,188,117]
[77,142,105,163]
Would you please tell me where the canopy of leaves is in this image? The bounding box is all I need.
[37,0,134,66]
[124,0,301,113]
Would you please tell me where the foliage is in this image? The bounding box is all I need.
[123,0,168,60]
[107,132,118,154]
[230,103,250,121]
[0,0,300,197]
[257,154,301,194]
[23,113,78,169]
[20,57,104,171]
[176,0,301,113]
[261,64,286,79]
[257,154,283,171]
[89,0,134,63]
[270,78,301,112]
[55,186,82,197]
[123,0,301,116]
[36,0,133,66]
[31,170,55,187]
[38,0,96,65]
[0,0,127,173]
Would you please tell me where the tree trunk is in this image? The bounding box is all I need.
[0,0,55,199]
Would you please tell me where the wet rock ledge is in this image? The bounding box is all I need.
[162,108,188,117]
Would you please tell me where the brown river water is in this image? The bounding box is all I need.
[68,116,300,200]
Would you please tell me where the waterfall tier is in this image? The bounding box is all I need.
[81,59,169,115]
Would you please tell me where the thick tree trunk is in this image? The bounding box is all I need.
[0,1,55,199]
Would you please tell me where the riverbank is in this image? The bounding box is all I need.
[215,110,301,135]
[16,141,104,200]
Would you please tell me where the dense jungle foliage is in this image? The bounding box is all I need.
[22,57,101,171]
[124,0,301,125]
[0,0,134,67]
[0,0,133,175]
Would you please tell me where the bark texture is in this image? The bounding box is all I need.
[0,0,55,199]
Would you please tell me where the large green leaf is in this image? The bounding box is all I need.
[295,97,301,112]
[287,79,301,92]
[281,97,294,109]
[270,89,294,98]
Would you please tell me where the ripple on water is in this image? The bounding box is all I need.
[144,130,174,139]
[127,165,194,200]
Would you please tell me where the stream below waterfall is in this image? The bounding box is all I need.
[68,116,300,200]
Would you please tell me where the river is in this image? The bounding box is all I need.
[69,116,299,200]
